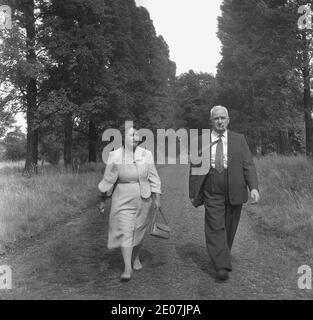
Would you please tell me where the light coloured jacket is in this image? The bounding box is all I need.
[98,146,161,198]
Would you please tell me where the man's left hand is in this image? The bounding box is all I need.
[250,189,260,204]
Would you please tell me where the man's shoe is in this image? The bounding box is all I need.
[216,269,229,281]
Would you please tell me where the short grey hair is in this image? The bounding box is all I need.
[210,105,229,119]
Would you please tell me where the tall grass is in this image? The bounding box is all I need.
[1,156,313,256]
[0,161,25,174]
[247,154,313,255]
[0,162,105,252]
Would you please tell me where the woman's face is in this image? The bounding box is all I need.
[125,128,139,149]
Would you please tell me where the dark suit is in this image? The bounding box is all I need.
[189,130,258,271]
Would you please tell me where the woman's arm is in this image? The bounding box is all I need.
[147,150,162,209]
[98,151,118,195]
[147,151,162,194]
[98,151,119,214]
[98,192,110,214]
[151,192,161,210]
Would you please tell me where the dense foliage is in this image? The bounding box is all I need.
[1,0,313,165]
[1,0,176,168]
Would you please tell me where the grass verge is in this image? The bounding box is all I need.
[246,154,313,256]
[0,162,105,253]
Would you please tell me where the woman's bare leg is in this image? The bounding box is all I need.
[121,247,133,279]
[132,244,143,270]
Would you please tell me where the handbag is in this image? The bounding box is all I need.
[150,208,170,239]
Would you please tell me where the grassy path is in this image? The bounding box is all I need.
[0,164,312,299]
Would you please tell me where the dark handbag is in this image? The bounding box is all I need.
[150,208,170,239]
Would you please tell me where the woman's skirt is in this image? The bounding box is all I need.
[107,182,152,249]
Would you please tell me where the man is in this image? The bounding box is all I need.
[189,106,260,281]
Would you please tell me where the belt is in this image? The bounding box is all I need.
[117,180,139,184]
[210,167,227,173]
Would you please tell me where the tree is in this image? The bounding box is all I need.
[216,0,303,155]
[0,109,15,138]
[174,71,219,129]
[40,0,177,165]
[1,0,177,170]
[0,0,46,172]
[39,0,112,166]
[1,126,26,160]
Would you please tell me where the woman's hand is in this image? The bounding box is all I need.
[153,193,161,210]
[99,201,106,214]
[98,192,109,214]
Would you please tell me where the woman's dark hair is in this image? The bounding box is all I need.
[120,120,139,147]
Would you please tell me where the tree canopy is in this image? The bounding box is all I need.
[2,0,313,165]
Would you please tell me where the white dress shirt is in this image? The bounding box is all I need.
[211,130,228,169]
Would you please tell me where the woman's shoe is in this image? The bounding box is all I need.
[133,259,143,271]
[120,271,133,282]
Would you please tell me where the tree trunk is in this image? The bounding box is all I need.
[303,74,313,156]
[63,113,73,168]
[88,118,97,162]
[24,0,38,174]
[302,33,313,157]
[277,128,289,155]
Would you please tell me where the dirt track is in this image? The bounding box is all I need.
[0,164,312,299]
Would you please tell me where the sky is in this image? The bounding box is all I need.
[135,0,222,75]
[15,0,223,132]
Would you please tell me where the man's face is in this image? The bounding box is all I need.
[211,108,229,134]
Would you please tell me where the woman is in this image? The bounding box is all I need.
[98,125,161,281]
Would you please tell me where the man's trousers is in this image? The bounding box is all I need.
[202,168,242,272]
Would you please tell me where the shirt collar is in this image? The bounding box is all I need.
[212,130,228,140]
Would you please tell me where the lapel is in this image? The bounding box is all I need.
[206,130,211,172]
[114,147,123,165]
[134,146,145,162]
[134,147,146,177]
[227,130,234,166]
[199,129,211,174]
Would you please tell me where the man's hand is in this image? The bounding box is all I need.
[99,201,106,214]
[250,189,260,204]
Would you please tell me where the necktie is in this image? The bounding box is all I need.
[215,135,224,173]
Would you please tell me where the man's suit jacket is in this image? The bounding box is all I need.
[98,146,162,198]
[189,130,258,207]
